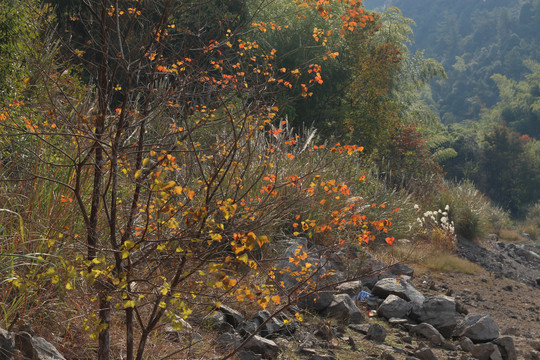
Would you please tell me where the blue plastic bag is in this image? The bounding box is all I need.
[357,290,373,301]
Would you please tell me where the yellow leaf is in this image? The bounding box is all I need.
[123,300,136,309]
[271,295,281,304]
[134,169,142,179]
[238,253,248,264]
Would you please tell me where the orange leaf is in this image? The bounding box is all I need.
[385,237,395,246]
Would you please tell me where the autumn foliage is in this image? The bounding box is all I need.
[0,0,414,359]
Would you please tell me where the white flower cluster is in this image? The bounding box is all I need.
[415,204,455,236]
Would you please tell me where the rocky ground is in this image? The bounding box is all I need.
[2,236,540,360]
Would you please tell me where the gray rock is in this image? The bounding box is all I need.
[366,323,387,343]
[218,304,244,328]
[252,310,285,338]
[414,347,439,360]
[324,294,363,323]
[454,314,499,343]
[410,323,445,346]
[417,295,458,338]
[244,335,281,359]
[471,343,502,360]
[372,277,425,305]
[308,355,337,360]
[493,336,517,360]
[388,263,415,278]
[276,241,343,312]
[1,328,15,360]
[381,351,397,360]
[214,332,242,350]
[378,294,411,320]
[460,337,475,352]
[207,311,233,332]
[237,350,263,360]
[349,324,370,334]
[335,281,363,297]
[238,320,260,338]
[14,332,66,360]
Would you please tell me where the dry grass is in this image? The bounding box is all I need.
[371,239,484,275]
[498,228,528,243]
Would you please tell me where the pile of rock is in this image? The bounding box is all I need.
[206,240,520,359]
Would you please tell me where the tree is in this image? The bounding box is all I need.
[1,1,392,359]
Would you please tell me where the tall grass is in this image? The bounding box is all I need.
[435,180,509,240]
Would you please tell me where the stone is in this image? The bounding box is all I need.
[335,281,363,297]
[366,323,387,343]
[0,328,15,360]
[14,332,66,360]
[493,336,517,360]
[381,351,397,360]
[359,258,388,288]
[237,320,260,338]
[471,343,502,360]
[252,310,285,338]
[417,295,458,338]
[244,335,280,359]
[410,323,445,346]
[378,294,412,320]
[276,240,343,312]
[217,304,244,328]
[237,350,263,360]
[388,263,415,278]
[414,347,439,360]
[163,317,193,342]
[308,355,337,360]
[460,337,475,352]
[214,332,242,350]
[454,313,499,343]
[207,311,233,332]
[324,294,363,323]
[372,277,425,305]
[349,324,370,334]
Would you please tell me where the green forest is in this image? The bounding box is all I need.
[0,0,539,359]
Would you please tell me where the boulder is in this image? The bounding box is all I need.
[275,240,344,312]
[217,304,244,328]
[372,277,425,305]
[244,335,281,359]
[493,336,517,360]
[471,343,503,360]
[454,313,499,343]
[414,347,439,360]
[359,259,388,288]
[207,311,234,332]
[237,350,263,360]
[416,295,458,338]
[214,332,242,350]
[366,323,386,343]
[14,332,66,360]
[252,310,285,338]
[460,337,475,352]
[409,323,445,346]
[348,324,370,334]
[324,294,364,324]
[335,281,363,297]
[387,263,415,278]
[378,294,411,320]
[0,328,15,360]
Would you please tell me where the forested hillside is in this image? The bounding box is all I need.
[365,0,540,123]
[363,0,540,215]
